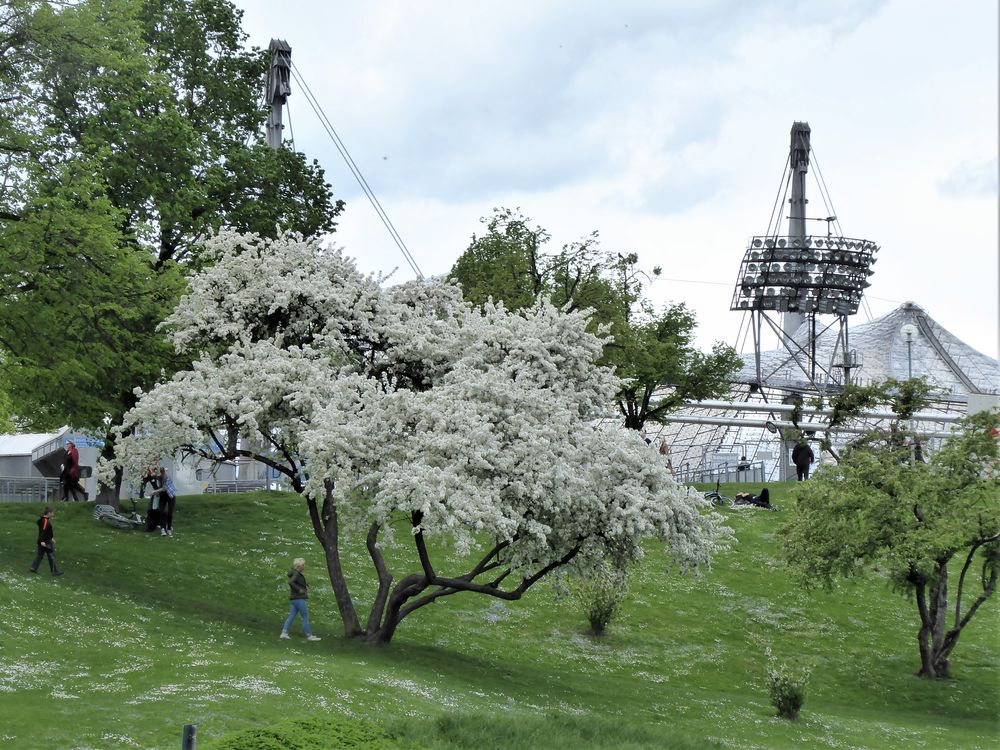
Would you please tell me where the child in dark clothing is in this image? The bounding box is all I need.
[29,507,63,576]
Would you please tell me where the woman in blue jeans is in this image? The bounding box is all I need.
[280,558,320,641]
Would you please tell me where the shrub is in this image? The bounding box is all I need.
[765,647,811,720]
[570,560,630,636]
[207,715,400,750]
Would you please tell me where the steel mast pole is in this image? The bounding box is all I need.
[265,39,292,149]
[784,122,810,339]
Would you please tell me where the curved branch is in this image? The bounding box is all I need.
[398,544,582,621]
[954,532,1000,628]
[411,511,435,581]
[366,521,393,634]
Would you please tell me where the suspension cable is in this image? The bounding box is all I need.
[290,63,424,279]
[765,153,791,238]
[810,151,844,237]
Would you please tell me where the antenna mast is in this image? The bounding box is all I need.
[265,39,292,149]
[784,122,810,338]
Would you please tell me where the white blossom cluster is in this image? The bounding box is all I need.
[102,229,724,578]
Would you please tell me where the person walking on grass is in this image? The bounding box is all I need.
[280,557,320,641]
[29,507,63,576]
[791,440,815,481]
[60,440,86,502]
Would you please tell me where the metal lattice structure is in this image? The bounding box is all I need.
[656,122,998,482]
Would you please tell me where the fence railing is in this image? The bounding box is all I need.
[202,479,269,494]
[30,435,67,463]
[676,462,766,486]
[0,477,63,503]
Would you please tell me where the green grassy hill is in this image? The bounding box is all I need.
[1,485,997,749]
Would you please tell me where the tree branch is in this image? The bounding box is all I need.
[398,544,582,620]
[411,510,435,581]
[365,521,392,634]
[953,532,999,629]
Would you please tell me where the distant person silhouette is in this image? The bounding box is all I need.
[792,441,814,481]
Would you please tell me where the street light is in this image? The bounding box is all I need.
[900,323,918,379]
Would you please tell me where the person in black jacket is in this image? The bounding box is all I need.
[733,487,773,509]
[280,558,320,641]
[791,441,815,481]
[139,464,162,532]
[29,507,63,576]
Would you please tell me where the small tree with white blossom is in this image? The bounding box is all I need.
[101,230,726,644]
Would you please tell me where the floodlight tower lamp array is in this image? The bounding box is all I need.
[730,234,879,316]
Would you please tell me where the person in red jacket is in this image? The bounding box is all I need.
[29,507,63,576]
[60,440,87,502]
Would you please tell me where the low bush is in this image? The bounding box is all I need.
[766,647,811,720]
[207,715,401,750]
[570,559,629,636]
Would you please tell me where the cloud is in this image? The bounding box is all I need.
[937,159,999,199]
[234,0,998,358]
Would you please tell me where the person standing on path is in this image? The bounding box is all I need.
[280,558,320,641]
[147,467,177,536]
[60,441,86,502]
[29,507,63,576]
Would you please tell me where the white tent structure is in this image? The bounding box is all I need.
[740,301,999,400]
[658,302,999,483]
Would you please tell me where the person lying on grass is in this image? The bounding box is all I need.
[733,487,773,509]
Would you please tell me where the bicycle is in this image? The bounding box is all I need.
[703,480,730,508]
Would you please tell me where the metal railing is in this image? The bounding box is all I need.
[30,434,68,463]
[202,478,269,494]
[676,461,766,486]
[0,477,63,503]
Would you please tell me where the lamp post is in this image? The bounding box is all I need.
[899,323,920,465]
[900,323,918,379]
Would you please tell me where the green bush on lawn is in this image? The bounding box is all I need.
[207,715,401,750]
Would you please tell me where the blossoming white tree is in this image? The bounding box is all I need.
[102,230,726,644]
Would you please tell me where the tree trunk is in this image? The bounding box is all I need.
[915,562,953,679]
[96,434,123,508]
[307,488,363,638]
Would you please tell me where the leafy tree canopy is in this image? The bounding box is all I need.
[101,230,728,645]
[0,0,342,483]
[781,406,1000,679]
[450,208,741,429]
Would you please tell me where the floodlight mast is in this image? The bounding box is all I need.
[731,121,880,392]
[265,39,292,150]
[784,122,810,339]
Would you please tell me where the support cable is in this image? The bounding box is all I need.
[290,64,424,278]
[810,151,844,237]
[765,154,791,238]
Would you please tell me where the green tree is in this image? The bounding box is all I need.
[0,0,342,495]
[450,208,741,429]
[780,409,1000,678]
[805,378,936,461]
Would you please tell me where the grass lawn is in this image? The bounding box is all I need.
[0,483,997,749]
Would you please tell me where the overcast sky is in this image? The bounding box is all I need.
[232,0,999,360]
